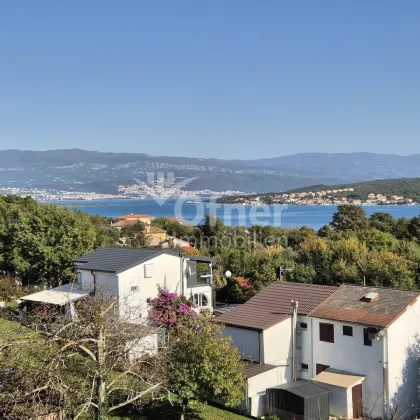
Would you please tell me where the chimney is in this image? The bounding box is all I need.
[291,300,299,381]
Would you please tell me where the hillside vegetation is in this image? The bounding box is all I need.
[217,177,420,203]
[285,177,420,201]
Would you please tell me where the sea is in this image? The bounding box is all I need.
[51,199,420,230]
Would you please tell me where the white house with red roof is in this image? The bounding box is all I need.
[217,282,420,419]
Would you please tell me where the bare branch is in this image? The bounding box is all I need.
[108,382,163,412]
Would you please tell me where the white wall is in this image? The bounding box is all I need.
[262,319,292,368]
[247,367,288,417]
[78,254,213,322]
[387,298,420,418]
[78,269,119,296]
[297,316,314,380]
[118,253,182,320]
[312,317,384,418]
[317,382,351,418]
[127,333,158,360]
[185,284,213,312]
[224,326,260,362]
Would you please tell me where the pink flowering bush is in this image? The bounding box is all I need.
[149,290,197,329]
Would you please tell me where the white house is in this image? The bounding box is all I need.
[217,282,420,419]
[20,247,215,321]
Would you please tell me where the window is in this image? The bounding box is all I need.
[316,363,330,375]
[130,285,139,292]
[193,293,209,308]
[343,325,353,336]
[319,322,334,343]
[364,328,373,346]
[301,363,309,370]
[144,263,154,278]
[300,322,308,330]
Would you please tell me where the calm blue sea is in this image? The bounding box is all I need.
[49,199,420,230]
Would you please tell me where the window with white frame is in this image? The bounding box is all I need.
[144,263,154,278]
[193,293,209,308]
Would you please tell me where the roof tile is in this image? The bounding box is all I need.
[217,282,338,331]
[244,363,279,378]
[309,284,420,327]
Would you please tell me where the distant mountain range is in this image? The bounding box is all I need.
[1,149,420,194]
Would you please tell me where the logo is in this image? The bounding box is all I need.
[133,171,288,228]
[134,172,199,206]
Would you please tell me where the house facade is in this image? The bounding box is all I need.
[217,282,420,419]
[116,214,155,225]
[20,247,214,321]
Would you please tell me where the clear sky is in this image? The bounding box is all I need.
[1,1,419,159]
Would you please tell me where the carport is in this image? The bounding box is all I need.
[312,368,365,419]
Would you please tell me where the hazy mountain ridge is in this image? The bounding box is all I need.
[0,149,420,193]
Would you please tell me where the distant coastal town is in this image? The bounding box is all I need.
[220,188,418,206]
[0,182,246,201]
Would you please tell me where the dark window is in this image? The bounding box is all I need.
[343,325,353,336]
[300,322,308,329]
[301,363,309,370]
[316,363,330,374]
[319,322,334,343]
[364,328,373,346]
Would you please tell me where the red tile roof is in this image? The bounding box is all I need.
[217,282,338,331]
[118,214,154,220]
[309,284,420,327]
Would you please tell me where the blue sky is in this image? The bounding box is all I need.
[1,1,419,159]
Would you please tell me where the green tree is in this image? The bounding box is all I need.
[0,196,96,286]
[152,217,193,239]
[407,216,420,243]
[195,215,226,251]
[168,312,246,420]
[330,204,369,232]
[393,218,412,240]
[94,226,120,247]
[365,250,414,289]
[369,212,396,233]
[120,220,145,237]
[297,236,333,284]
[358,228,399,251]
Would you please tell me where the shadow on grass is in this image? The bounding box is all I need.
[113,400,204,420]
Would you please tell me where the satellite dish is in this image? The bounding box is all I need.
[225,270,232,278]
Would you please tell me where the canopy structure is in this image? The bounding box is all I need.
[312,368,364,389]
[267,380,330,420]
[21,283,90,306]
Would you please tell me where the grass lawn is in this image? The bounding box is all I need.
[112,399,249,420]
